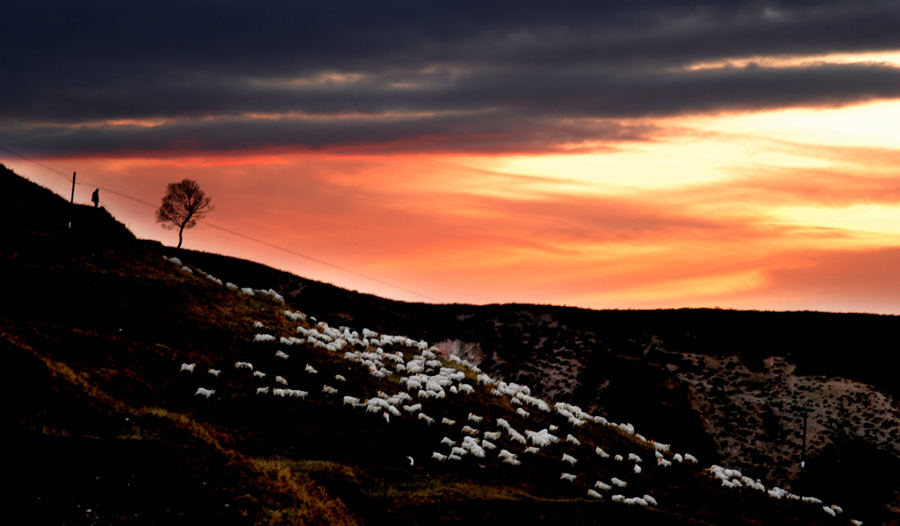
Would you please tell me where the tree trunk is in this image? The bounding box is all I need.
[177,214,191,249]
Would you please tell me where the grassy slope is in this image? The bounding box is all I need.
[0,164,871,525]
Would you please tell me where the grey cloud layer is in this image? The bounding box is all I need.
[3,0,900,155]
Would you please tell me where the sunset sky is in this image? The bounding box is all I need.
[3,1,900,313]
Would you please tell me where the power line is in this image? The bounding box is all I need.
[0,144,440,302]
[0,148,159,208]
[199,220,440,302]
[0,145,71,181]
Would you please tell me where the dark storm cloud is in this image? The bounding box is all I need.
[0,112,656,156]
[3,0,900,154]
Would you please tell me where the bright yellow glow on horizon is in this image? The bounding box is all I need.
[776,204,900,240]
[684,100,900,150]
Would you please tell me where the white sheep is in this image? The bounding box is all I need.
[516,408,530,418]
[562,453,578,465]
[335,374,347,382]
[194,387,215,398]
[634,464,642,474]
[305,364,319,374]
[208,368,221,377]
[503,457,521,466]
[441,418,456,425]
[566,434,581,446]
[273,388,287,397]
[461,425,479,435]
[822,507,836,518]
[432,452,447,461]
[343,396,360,407]
[529,433,551,448]
[595,447,610,459]
[275,350,289,359]
[611,477,627,488]
[643,494,658,506]
[509,431,527,445]
[235,361,253,370]
[275,375,288,386]
[683,453,698,463]
[418,413,434,425]
[252,370,266,379]
[628,453,642,463]
[180,363,196,374]
[587,489,603,499]
[322,385,338,395]
[560,473,577,482]
[468,413,484,423]
[441,437,456,446]
[256,386,269,395]
[594,481,612,491]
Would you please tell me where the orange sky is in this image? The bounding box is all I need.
[8,96,900,314]
[4,3,900,314]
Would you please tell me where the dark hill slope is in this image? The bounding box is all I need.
[0,164,881,525]
[182,235,900,522]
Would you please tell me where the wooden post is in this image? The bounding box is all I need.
[69,171,76,229]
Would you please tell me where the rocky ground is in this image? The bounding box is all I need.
[426,310,900,523]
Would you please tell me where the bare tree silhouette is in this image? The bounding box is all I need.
[156,179,213,249]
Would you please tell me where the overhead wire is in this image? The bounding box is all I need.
[0,145,72,182]
[0,144,440,302]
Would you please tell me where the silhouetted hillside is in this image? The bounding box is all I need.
[1,164,889,525]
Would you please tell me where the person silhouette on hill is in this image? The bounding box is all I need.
[91,188,99,208]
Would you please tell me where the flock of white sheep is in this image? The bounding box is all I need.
[167,255,863,524]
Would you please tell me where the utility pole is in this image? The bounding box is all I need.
[69,171,76,229]
[800,409,809,469]
[796,406,810,492]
